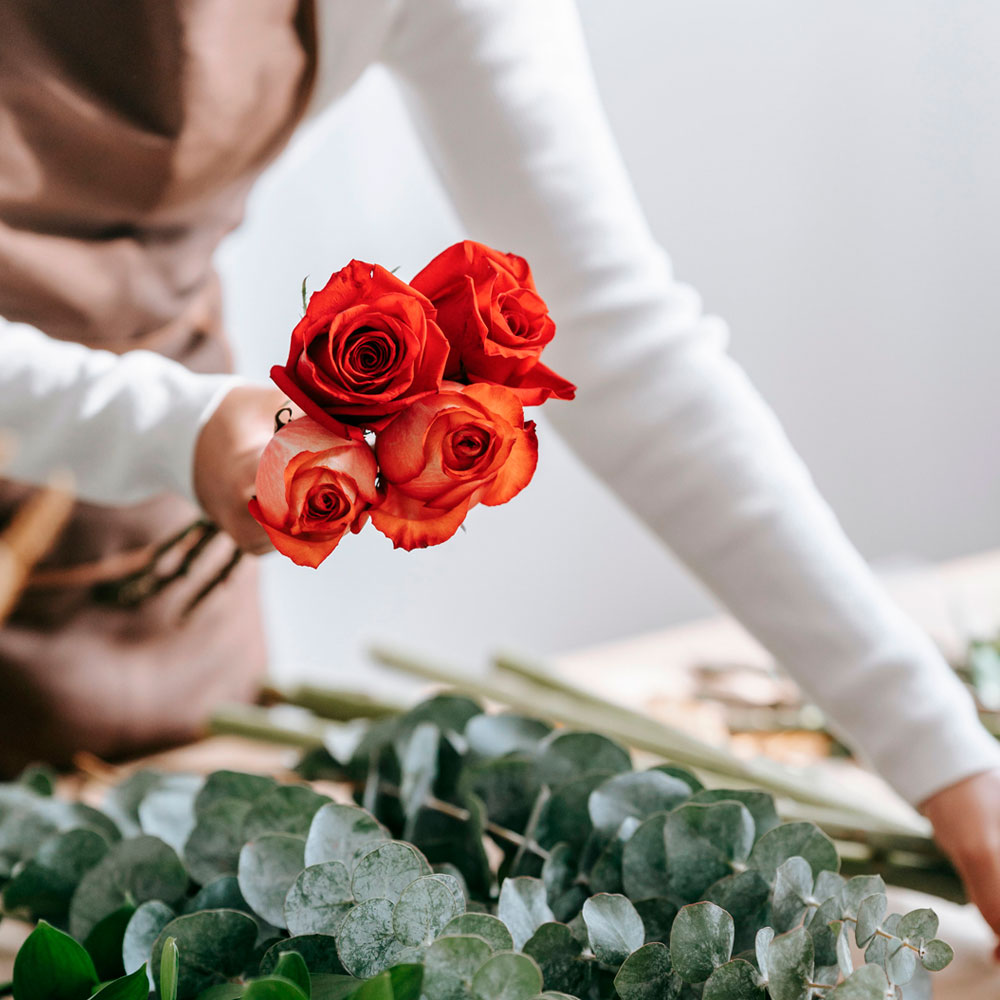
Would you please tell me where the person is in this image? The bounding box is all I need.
[2,0,1000,943]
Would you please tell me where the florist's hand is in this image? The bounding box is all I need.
[194,383,294,555]
[922,768,1000,953]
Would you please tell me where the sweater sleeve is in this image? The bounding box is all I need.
[0,318,240,507]
[379,0,1000,805]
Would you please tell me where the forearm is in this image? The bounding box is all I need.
[0,319,240,507]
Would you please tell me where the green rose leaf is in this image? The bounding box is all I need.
[464,714,552,758]
[471,952,544,1000]
[703,958,765,1000]
[441,912,514,952]
[285,861,355,936]
[748,823,839,882]
[243,786,331,842]
[613,941,673,1000]
[88,967,151,1000]
[766,927,815,1000]
[665,802,754,902]
[305,803,389,869]
[12,919,98,1000]
[536,732,631,788]
[238,833,307,928]
[336,898,408,979]
[69,835,188,941]
[393,873,464,947]
[669,902,734,984]
[588,771,691,838]
[582,893,645,967]
[498,876,555,951]
[351,842,429,903]
[151,910,258,1000]
[122,899,175,974]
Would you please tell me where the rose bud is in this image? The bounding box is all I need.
[248,415,378,568]
[411,240,576,405]
[271,260,450,432]
[370,383,538,551]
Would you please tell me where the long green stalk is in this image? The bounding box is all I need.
[369,645,930,839]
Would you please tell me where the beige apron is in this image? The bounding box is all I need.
[0,0,317,772]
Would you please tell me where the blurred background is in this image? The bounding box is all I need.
[217,0,1000,686]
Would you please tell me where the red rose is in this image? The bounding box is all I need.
[271,260,450,431]
[249,416,379,568]
[411,241,576,405]
[370,383,538,551]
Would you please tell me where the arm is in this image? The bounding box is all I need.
[0,319,277,551]
[379,0,1000,805]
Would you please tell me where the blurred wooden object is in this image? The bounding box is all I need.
[0,463,74,622]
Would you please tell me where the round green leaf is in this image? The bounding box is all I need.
[582,893,645,967]
[183,796,254,886]
[151,910,258,1000]
[497,877,555,951]
[351,842,429,903]
[422,934,493,999]
[689,790,780,838]
[766,927,815,1000]
[747,822,839,882]
[536,732,631,788]
[855,894,888,949]
[613,941,673,1000]
[12,919,99,1000]
[304,803,389,869]
[523,922,587,997]
[772,857,815,932]
[393,874,464,946]
[920,937,953,972]
[826,963,891,998]
[336,898,407,978]
[243,786,331,842]
[238,833,306,928]
[195,771,277,816]
[665,803,754,902]
[464,714,552,757]
[702,870,771,953]
[123,899,176,975]
[471,952,544,1000]
[285,861,354,936]
[669,902,734,984]
[3,827,109,921]
[622,813,670,901]
[535,772,610,851]
[441,912,514,952]
[897,907,939,947]
[69,835,187,941]
[259,935,347,975]
[703,958,765,1000]
[460,758,542,834]
[588,772,691,838]
[184,875,248,915]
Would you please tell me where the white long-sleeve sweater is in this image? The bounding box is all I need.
[2,0,997,805]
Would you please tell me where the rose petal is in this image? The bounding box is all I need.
[370,488,472,551]
[249,499,347,568]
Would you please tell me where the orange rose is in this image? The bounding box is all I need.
[271,260,450,432]
[248,416,378,568]
[411,241,576,406]
[370,383,538,551]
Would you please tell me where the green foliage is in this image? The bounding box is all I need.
[0,695,954,998]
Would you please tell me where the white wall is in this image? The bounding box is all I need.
[217,1,1000,687]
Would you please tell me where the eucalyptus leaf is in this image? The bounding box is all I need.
[471,951,544,1000]
[920,938,953,972]
[825,963,892,998]
[195,771,277,816]
[613,941,673,1000]
[588,771,691,838]
[464,714,552,758]
[239,833,307,928]
[523,922,588,997]
[138,774,204,853]
[702,869,771,953]
[285,861,355,936]
[536,732,631,788]
[855,894,888,949]
[665,802,754,902]
[748,823,839,882]
[897,908,938,947]
[535,772,611,851]
[393,874,464,946]
[771,857,814,932]
[621,812,670,901]
[352,842,429,903]
[244,786,331,842]
[582,893,645,967]
[259,935,347,976]
[305,804,389,869]
[421,934,493,1000]
[498,877,555,951]
[669,902,734,984]
[336,898,408,979]
[766,927,815,1000]
[703,958,765,1000]
[123,899,176,975]
[441,912,514,952]
[184,796,254,886]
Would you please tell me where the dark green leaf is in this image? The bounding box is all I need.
[304,804,389,869]
[582,893,645,966]
[243,786,331,842]
[196,772,277,817]
[83,903,134,980]
[747,823,838,882]
[523,922,587,996]
[621,813,670,901]
[242,977,309,1000]
[688,790,779,839]
[259,936,347,976]
[588,772,691,839]
[421,934,493,999]
[272,951,311,996]
[766,927,814,1000]
[184,797,254,886]
[498,877,555,951]
[669,902,734,984]
[471,952,544,1000]
[88,967,150,1000]
[535,773,610,851]
[665,803,754,902]
[702,870,771,953]
[536,732,630,788]
[12,920,98,1000]
[703,958,765,1000]
[441,912,514,952]
[613,941,673,1000]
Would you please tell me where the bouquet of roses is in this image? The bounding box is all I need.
[250,240,575,567]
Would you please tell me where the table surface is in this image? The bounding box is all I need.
[4,549,1000,996]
